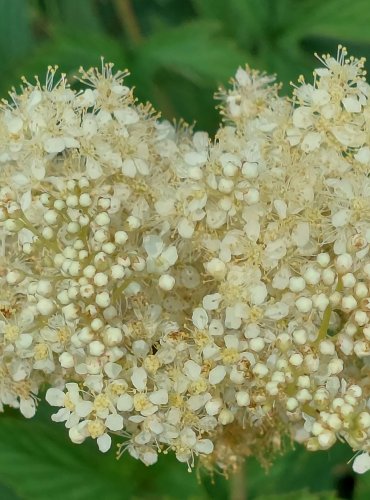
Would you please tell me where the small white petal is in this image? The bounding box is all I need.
[192,307,208,329]
[184,360,202,381]
[195,439,214,454]
[202,293,222,311]
[353,453,370,474]
[20,398,36,418]
[97,433,112,453]
[209,366,226,385]
[75,401,93,418]
[105,414,124,431]
[149,389,168,405]
[131,367,147,391]
[46,388,65,407]
[44,137,66,154]
[117,394,134,412]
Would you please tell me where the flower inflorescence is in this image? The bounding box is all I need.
[2,48,370,473]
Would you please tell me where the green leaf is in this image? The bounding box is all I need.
[0,0,33,65]
[245,443,352,498]
[134,20,248,88]
[0,416,137,500]
[0,482,22,500]
[132,20,248,125]
[0,31,127,98]
[0,408,210,500]
[42,0,103,33]
[255,491,338,500]
[192,0,270,48]
[286,0,370,43]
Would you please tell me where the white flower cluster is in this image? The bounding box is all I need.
[2,48,370,473]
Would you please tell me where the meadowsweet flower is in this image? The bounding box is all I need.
[4,48,370,473]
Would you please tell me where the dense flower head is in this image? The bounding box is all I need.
[3,48,370,473]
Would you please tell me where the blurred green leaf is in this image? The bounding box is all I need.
[0,31,127,96]
[0,482,22,500]
[134,20,248,88]
[286,0,370,43]
[0,0,33,65]
[245,443,352,498]
[192,0,271,48]
[42,0,103,33]
[0,416,137,500]
[132,20,248,125]
[0,409,210,500]
[255,491,338,500]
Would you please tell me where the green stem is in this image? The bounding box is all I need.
[316,276,343,343]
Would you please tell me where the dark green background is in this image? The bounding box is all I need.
[2,1,370,498]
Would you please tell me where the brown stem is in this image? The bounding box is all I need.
[230,464,247,500]
[114,0,143,46]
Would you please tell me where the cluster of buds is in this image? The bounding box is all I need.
[2,48,370,473]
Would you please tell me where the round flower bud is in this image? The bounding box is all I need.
[42,227,54,240]
[44,209,58,225]
[249,337,265,352]
[295,297,312,313]
[355,282,368,299]
[318,430,336,449]
[95,212,110,226]
[358,412,370,429]
[67,222,80,234]
[111,264,125,280]
[102,242,116,255]
[317,253,330,267]
[329,291,342,307]
[158,274,175,291]
[327,414,342,431]
[6,270,23,285]
[36,298,55,316]
[341,295,357,312]
[322,268,336,286]
[218,408,234,425]
[286,398,299,411]
[91,318,104,331]
[79,193,92,207]
[313,293,329,312]
[319,340,335,356]
[36,280,52,297]
[364,263,370,279]
[127,216,141,229]
[289,353,303,366]
[89,340,105,356]
[328,358,344,375]
[354,310,368,326]
[342,273,356,288]
[335,253,353,274]
[98,197,111,210]
[204,258,226,280]
[289,276,306,292]
[103,327,123,347]
[245,188,260,205]
[242,162,258,178]
[66,195,78,207]
[218,178,234,194]
[236,391,250,407]
[304,267,321,285]
[94,272,109,287]
[114,231,128,245]
[54,199,66,210]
